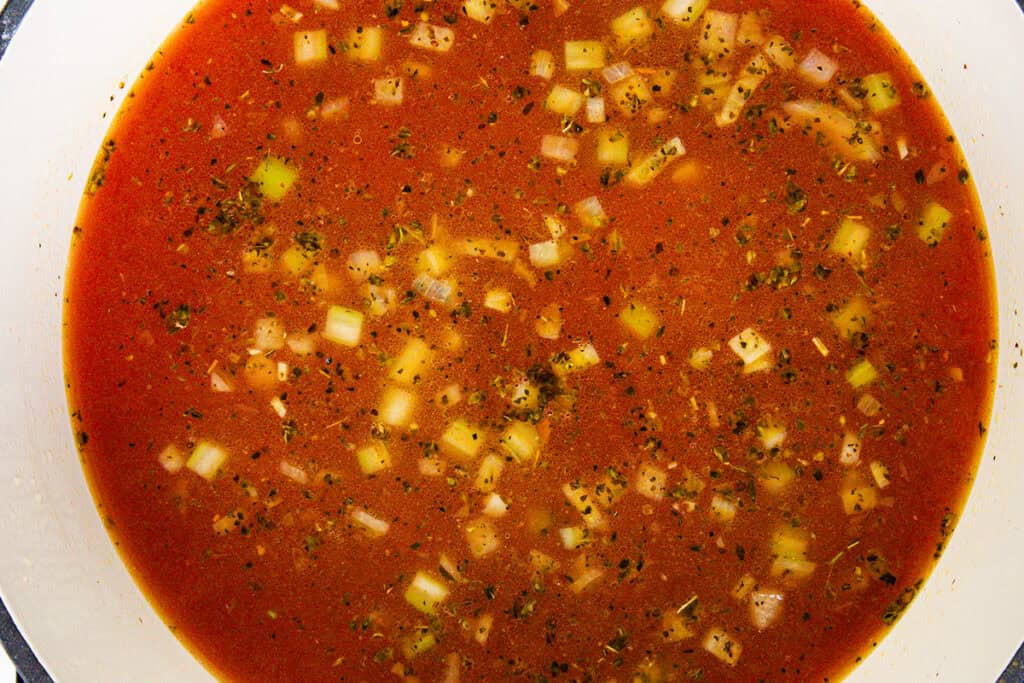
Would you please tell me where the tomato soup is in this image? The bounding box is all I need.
[64,0,996,680]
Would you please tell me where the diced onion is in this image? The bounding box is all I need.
[483,289,514,313]
[379,386,416,427]
[404,571,450,614]
[585,96,606,123]
[355,441,392,475]
[782,100,880,163]
[564,40,606,71]
[286,332,317,356]
[373,77,404,106]
[293,30,328,66]
[602,61,634,84]
[624,137,685,186]
[797,48,839,86]
[540,134,579,163]
[529,240,565,268]
[482,492,510,518]
[574,195,608,229]
[442,418,485,461]
[635,462,667,501]
[473,614,494,644]
[157,444,185,474]
[697,11,738,59]
[870,460,892,488]
[749,590,784,630]
[728,327,772,367]
[839,432,862,466]
[279,459,308,485]
[530,49,555,80]
[210,369,234,393]
[253,317,285,351]
[351,508,390,537]
[390,338,433,385]
[346,249,381,281]
[323,305,364,347]
[466,516,501,557]
[660,0,708,24]
[409,23,455,52]
[412,273,453,305]
[187,440,228,482]
[270,396,287,418]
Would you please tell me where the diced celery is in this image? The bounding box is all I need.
[187,440,228,481]
[355,441,392,475]
[846,359,878,389]
[702,627,742,667]
[389,338,433,385]
[500,420,540,462]
[635,462,667,501]
[250,155,297,202]
[466,516,500,557]
[378,386,415,427]
[293,29,328,66]
[619,301,660,339]
[625,137,685,186]
[596,128,630,166]
[830,217,871,261]
[917,201,953,246]
[545,85,584,116]
[345,26,383,62]
[611,7,654,47]
[564,41,606,71]
[441,418,484,460]
[861,72,901,113]
[660,0,708,25]
[323,305,363,347]
[401,627,437,659]
[462,0,498,23]
[404,571,450,614]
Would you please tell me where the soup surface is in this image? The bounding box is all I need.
[64,0,996,680]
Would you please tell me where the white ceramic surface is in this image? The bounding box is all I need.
[0,1,1021,681]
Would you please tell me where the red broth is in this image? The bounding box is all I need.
[64,0,996,680]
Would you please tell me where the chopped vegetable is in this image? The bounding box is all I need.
[293,30,328,66]
[917,201,953,245]
[404,571,450,614]
[187,440,229,481]
[250,156,297,202]
[861,72,901,113]
[355,441,392,475]
[441,418,485,461]
[323,305,364,347]
[624,137,685,186]
[564,41,606,71]
[797,48,839,86]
